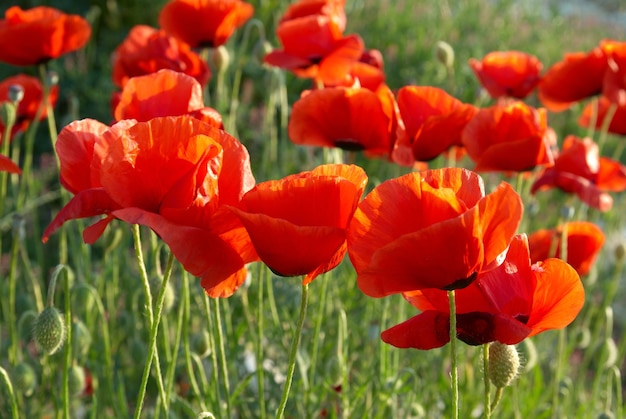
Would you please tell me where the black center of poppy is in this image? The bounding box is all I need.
[456,312,496,346]
[442,271,478,291]
[334,139,365,151]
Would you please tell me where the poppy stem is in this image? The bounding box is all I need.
[483,343,491,419]
[212,297,233,419]
[448,289,459,419]
[0,366,18,419]
[276,282,310,419]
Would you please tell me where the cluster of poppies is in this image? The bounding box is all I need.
[0,0,616,352]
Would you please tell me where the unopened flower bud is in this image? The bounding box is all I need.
[0,102,16,130]
[254,40,273,63]
[8,84,24,103]
[614,242,625,262]
[191,330,211,358]
[435,41,455,69]
[68,365,86,396]
[488,342,520,388]
[17,310,37,342]
[13,362,37,397]
[33,307,66,355]
[211,46,230,73]
[72,319,92,359]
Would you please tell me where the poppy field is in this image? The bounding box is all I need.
[0,0,625,418]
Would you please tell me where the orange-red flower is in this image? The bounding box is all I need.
[528,222,605,277]
[0,74,59,139]
[381,235,584,349]
[159,0,253,48]
[230,164,367,285]
[600,40,626,106]
[0,6,91,66]
[538,47,606,112]
[579,96,626,136]
[469,50,542,99]
[264,8,364,85]
[42,115,257,297]
[280,0,346,33]
[288,85,395,157]
[462,101,554,172]
[531,135,626,211]
[113,69,222,127]
[394,85,478,162]
[111,25,210,88]
[347,168,523,295]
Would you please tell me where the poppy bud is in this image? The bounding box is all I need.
[0,102,16,129]
[12,362,37,397]
[602,338,618,369]
[254,39,273,64]
[597,412,615,419]
[33,307,66,355]
[434,41,455,69]
[488,342,520,388]
[68,365,86,396]
[614,242,625,262]
[18,310,37,342]
[72,319,92,359]
[8,84,24,103]
[211,46,230,73]
[191,330,211,358]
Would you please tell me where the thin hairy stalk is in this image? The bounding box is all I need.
[483,344,491,418]
[0,366,18,419]
[448,290,459,419]
[211,297,233,419]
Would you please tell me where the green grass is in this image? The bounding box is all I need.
[0,0,625,418]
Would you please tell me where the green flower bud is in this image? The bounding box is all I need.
[191,330,211,358]
[72,319,92,359]
[68,365,86,396]
[211,46,230,73]
[8,84,24,103]
[434,41,455,69]
[13,362,37,397]
[33,307,66,355]
[614,242,625,262]
[0,102,17,129]
[488,342,520,388]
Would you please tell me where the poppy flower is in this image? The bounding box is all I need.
[230,164,367,285]
[42,115,257,297]
[0,74,59,139]
[600,40,626,106]
[394,85,478,162]
[468,50,542,99]
[264,14,364,85]
[462,101,554,172]
[111,25,210,88]
[0,155,20,174]
[381,234,584,350]
[538,46,607,112]
[527,221,605,277]
[288,85,395,157]
[159,0,253,48]
[280,0,347,33]
[113,69,222,127]
[0,6,91,66]
[579,96,626,136]
[347,167,523,295]
[326,49,386,91]
[531,135,626,211]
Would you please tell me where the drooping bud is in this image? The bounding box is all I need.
[191,330,211,358]
[211,46,230,73]
[614,242,625,263]
[434,41,455,69]
[488,342,520,388]
[33,307,66,355]
[12,362,37,397]
[68,365,86,396]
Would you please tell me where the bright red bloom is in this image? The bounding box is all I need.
[114,69,222,127]
[527,222,605,277]
[159,0,253,48]
[264,13,364,85]
[462,101,554,172]
[531,135,626,211]
[0,6,91,66]
[381,235,584,350]
[42,116,257,297]
[0,74,59,139]
[600,40,626,105]
[280,0,346,33]
[347,168,523,295]
[231,164,367,285]
[111,25,210,88]
[469,50,542,99]
[0,155,20,174]
[538,47,606,112]
[288,85,395,157]
[579,96,626,136]
[394,85,478,162]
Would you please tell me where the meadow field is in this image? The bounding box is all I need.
[0,0,625,418]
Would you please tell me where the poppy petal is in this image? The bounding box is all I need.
[381,310,450,350]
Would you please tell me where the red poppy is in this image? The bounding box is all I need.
[394,85,478,162]
[0,6,91,66]
[264,14,364,85]
[538,47,607,112]
[0,155,20,174]
[280,0,346,33]
[111,25,210,88]
[381,234,584,350]
[527,222,605,277]
[347,168,523,295]
[462,101,554,172]
[230,164,367,285]
[468,50,542,99]
[326,49,386,91]
[158,0,253,48]
[113,69,222,127]
[42,115,257,297]
[288,85,395,157]
[0,74,59,139]
[600,40,626,106]
[531,135,626,211]
[579,96,626,136]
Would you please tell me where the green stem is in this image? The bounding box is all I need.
[211,297,233,419]
[483,344,491,419]
[305,274,328,414]
[62,268,72,419]
[448,290,459,419]
[491,387,504,412]
[256,267,267,419]
[133,251,175,419]
[275,283,309,419]
[0,366,18,419]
